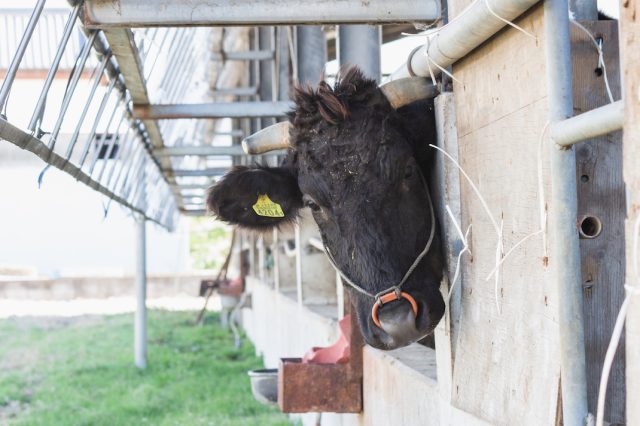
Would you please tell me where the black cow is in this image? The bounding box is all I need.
[207,66,445,350]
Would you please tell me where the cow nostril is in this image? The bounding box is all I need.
[376,300,419,338]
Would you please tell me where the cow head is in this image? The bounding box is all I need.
[207,66,445,350]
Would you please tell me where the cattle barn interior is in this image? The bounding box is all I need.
[0,0,638,425]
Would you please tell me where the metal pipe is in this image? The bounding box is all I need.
[210,50,274,61]
[88,96,127,175]
[28,4,82,132]
[81,0,440,28]
[544,0,589,423]
[550,100,624,147]
[337,25,381,82]
[210,87,258,97]
[131,101,293,119]
[388,0,539,81]
[170,168,227,177]
[49,32,99,148]
[0,0,46,115]
[296,26,326,85]
[77,78,118,167]
[134,213,148,369]
[65,54,111,161]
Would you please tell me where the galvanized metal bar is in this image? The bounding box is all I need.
[171,168,227,177]
[64,54,111,161]
[134,212,148,369]
[81,0,440,28]
[338,25,381,82]
[0,0,46,115]
[296,26,326,85]
[95,113,130,181]
[388,0,539,81]
[172,183,212,190]
[78,78,118,167]
[49,31,99,147]
[211,50,274,61]
[181,209,208,216]
[87,96,127,175]
[28,4,81,132]
[210,87,258,97]
[112,143,143,194]
[101,127,135,186]
[0,117,170,229]
[132,101,293,119]
[550,100,624,147]
[154,145,245,156]
[544,0,589,423]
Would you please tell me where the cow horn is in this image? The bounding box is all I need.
[241,121,292,155]
[379,77,439,109]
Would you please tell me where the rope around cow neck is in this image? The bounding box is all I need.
[322,171,436,305]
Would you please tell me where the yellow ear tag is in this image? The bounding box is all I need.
[252,194,285,218]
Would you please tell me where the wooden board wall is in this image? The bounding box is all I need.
[449,6,560,424]
[443,2,626,423]
[571,20,625,424]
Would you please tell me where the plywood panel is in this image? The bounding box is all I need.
[448,4,562,424]
[571,20,625,424]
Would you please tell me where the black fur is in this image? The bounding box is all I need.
[206,165,302,230]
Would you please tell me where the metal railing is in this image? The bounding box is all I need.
[0,2,178,230]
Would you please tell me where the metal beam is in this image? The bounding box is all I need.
[181,209,208,216]
[210,87,258,97]
[211,50,274,61]
[171,168,228,177]
[172,183,214,190]
[132,101,293,119]
[81,0,439,28]
[550,100,624,147]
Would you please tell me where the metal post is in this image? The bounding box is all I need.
[135,212,148,369]
[337,25,381,82]
[544,0,589,423]
[0,0,46,115]
[295,26,327,84]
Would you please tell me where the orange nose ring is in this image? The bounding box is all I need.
[371,290,419,329]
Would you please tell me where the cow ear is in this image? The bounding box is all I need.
[207,165,302,230]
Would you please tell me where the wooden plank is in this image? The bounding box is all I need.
[570,20,625,424]
[433,93,464,402]
[620,0,640,422]
[448,5,563,424]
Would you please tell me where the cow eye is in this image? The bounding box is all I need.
[404,163,414,180]
[303,195,321,212]
[305,200,321,212]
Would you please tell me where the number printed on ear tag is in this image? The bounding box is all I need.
[252,194,285,217]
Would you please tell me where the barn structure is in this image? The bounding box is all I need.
[0,0,638,425]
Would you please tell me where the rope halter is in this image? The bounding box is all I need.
[322,171,436,330]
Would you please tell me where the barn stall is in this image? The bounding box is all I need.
[0,0,638,425]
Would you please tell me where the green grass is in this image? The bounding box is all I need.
[0,311,290,426]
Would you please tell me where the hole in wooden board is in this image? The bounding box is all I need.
[578,215,602,239]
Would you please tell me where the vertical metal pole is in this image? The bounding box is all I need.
[337,25,381,82]
[0,0,46,115]
[544,0,589,423]
[295,26,326,84]
[135,212,148,369]
[294,224,303,306]
[569,0,597,20]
